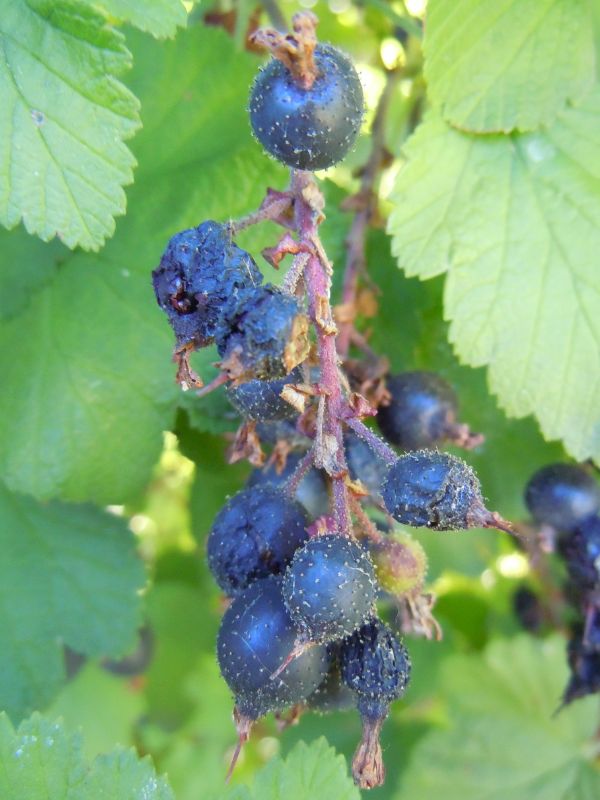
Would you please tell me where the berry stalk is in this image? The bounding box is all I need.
[290,169,352,535]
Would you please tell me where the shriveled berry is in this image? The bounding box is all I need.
[377,371,481,451]
[247,452,329,519]
[525,463,600,533]
[152,221,262,348]
[282,533,376,642]
[382,450,508,532]
[215,284,310,380]
[339,618,411,789]
[207,486,308,596]
[227,368,302,422]
[345,431,389,495]
[249,43,364,171]
[217,576,329,720]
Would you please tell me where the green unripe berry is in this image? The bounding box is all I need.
[370,531,428,599]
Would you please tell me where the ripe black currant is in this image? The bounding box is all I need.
[249,43,364,171]
[381,450,510,532]
[377,371,481,451]
[227,367,302,422]
[217,576,329,771]
[558,515,600,592]
[345,430,389,495]
[525,463,600,533]
[215,284,310,380]
[339,618,411,788]
[152,221,262,348]
[247,452,329,519]
[282,533,376,644]
[207,486,308,596]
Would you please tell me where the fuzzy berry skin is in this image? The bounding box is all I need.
[227,367,302,422]
[345,431,389,495]
[207,486,309,596]
[377,371,458,450]
[282,533,376,642]
[215,284,309,380]
[249,44,364,171]
[247,452,329,519]
[217,577,329,720]
[340,618,411,720]
[525,464,600,533]
[382,450,487,530]
[152,221,262,348]
[558,515,600,592]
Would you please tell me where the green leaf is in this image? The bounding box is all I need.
[0,484,145,721]
[0,26,283,503]
[92,0,187,38]
[225,738,360,800]
[0,712,173,800]
[395,636,600,800]
[0,0,140,250]
[423,0,595,132]
[387,92,600,462]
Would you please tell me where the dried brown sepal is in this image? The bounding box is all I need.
[315,294,338,335]
[274,703,304,732]
[262,232,302,269]
[402,593,443,641]
[347,392,377,419]
[446,422,485,450]
[280,384,307,414]
[250,11,319,89]
[283,313,311,373]
[226,708,254,783]
[228,420,265,467]
[173,343,203,390]
[352,717,386,790]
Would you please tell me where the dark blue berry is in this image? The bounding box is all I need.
[249,44,364,171]
[282,533,376,642]
[340,618,411,720]
[345,430,388,495]
[207,486,308,596]
[152,221,262,348]
[215,284,310,380]
[558,515,600,592]
[227,368,302,422]
[377,371,459,450]
[216,576,329,720]
[339,617,411,789]
[512,586,543,633]
[525,464,600,533]
[247,452,329,518]
[381,450,506,531]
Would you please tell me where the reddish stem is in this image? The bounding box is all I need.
[345,416,397,467]
[291,170,351,535]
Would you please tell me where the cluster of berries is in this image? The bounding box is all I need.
[524,464,600,705]
[151,11,512,789]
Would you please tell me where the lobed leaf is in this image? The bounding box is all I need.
[0,484,145,721]
[424,0,595,132]
[387,91,600,462]
[0,0,140,250]
[0,713,173,800]
[92,0,187,38]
